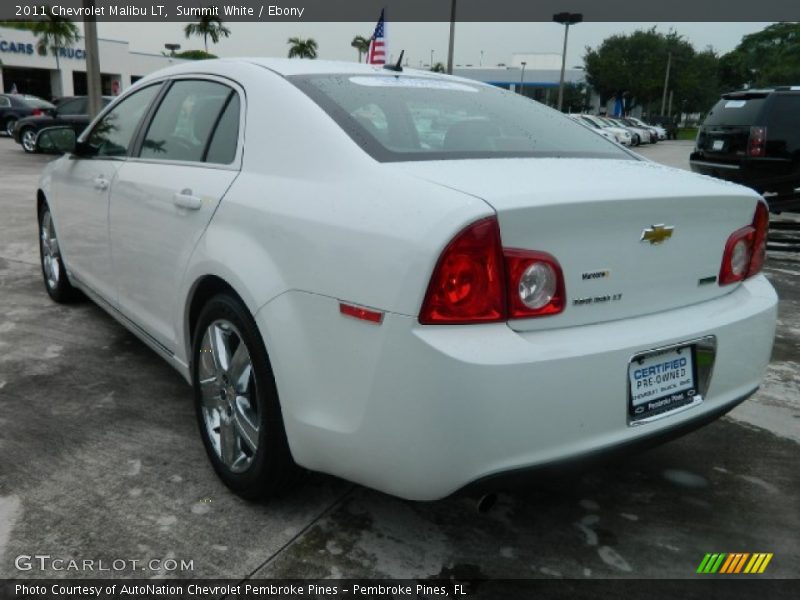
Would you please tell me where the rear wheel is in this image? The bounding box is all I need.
[39,204,80,303]
[4,118,17,137]
[192,294,298,500]
[21,128,38,153]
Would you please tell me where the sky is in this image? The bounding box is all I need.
[95,21,773,68]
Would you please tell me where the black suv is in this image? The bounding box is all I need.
[690,88,800,212]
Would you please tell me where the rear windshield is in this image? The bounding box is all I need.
[290,74,632,162]
[703,96,768,126]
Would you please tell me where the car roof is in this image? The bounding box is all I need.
[137,57,486,87]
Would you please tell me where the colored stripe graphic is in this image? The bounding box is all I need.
[699,553,772,574]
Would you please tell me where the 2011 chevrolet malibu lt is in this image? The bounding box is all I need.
[35,59,777,501]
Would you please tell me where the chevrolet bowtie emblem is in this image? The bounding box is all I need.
[641,224,674,244]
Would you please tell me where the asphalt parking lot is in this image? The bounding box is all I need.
[0,137,798,583]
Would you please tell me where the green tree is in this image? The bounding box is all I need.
[287,37,318,59]
[31,13,81,75]
[561,82,591,113]
[175,49,217,60]
[351,35,371,62]
[183,15,231,53]
[430,62,445,73]
[584,27,713,116]
[719,23,800,90]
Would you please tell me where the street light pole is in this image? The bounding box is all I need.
[660,51,672,116]
[446,0,456,74]
[519,61,526,95]
[82,0,102,118]
[553,12,583,112]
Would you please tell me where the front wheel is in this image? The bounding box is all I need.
[21,128,38,153]
[39,204,80,303]
[192,294,298,500]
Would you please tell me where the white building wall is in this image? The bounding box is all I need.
[0,26,182,97]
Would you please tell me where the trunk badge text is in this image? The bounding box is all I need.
[641,224,675,244]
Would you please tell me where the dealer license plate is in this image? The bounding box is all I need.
[712,139,725,151]
[628,345,697,423]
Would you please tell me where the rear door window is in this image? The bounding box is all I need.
[57,98,86,115]
[204,93,241,164]
[139,79,233,163]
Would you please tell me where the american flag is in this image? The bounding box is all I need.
[367,9,386,65]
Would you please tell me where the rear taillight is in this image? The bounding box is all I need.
[31,108,43,116]
[419,217,506,324]
[419,217,565,324]
[747,126,767,157]
[719,202,769,285]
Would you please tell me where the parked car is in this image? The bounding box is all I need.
[691,88,800,213]
[623,117,660,143]
[605,116,651,146]
[36,59,777,501]
[651,115,679,140]
[13,95,113,152]
[0,93,55,136]
[578,114,633,146]
[567,113,618,143]
[628,116,667,140]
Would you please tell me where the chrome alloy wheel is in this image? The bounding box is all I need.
[198,320,259,473]
[41,210,61,290]
[21,129,37,152]
[5,119,17,136]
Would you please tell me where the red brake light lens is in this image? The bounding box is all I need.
[31,108,43,116]
[419,217,566,324]
[719,202,769,285]
[748,126,766,157]
[419,217,506,324]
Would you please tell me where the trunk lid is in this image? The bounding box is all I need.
[395,158,760,331]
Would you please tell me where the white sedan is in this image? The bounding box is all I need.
[36,59,777,501]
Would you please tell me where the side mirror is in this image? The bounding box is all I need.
[36,126,77,155]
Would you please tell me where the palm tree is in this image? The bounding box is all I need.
[287,37,318,59]
[184,15,231,53]
[31,13,80,75]
[351,35,371,63]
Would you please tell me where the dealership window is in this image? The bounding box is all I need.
[139,80,234,163]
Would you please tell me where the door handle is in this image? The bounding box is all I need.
[93,176,109,191]
[173,189,202,210]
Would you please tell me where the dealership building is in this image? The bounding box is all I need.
[0,25,181,99]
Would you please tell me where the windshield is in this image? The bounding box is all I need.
[290,74,632,162]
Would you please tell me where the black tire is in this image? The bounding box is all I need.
[21,127,38,153]
[3,117,17,137]
[38,203,81,303]
[632,134,640,147]
[192,293,298,500]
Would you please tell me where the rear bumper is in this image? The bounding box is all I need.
[258,276,777,501]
